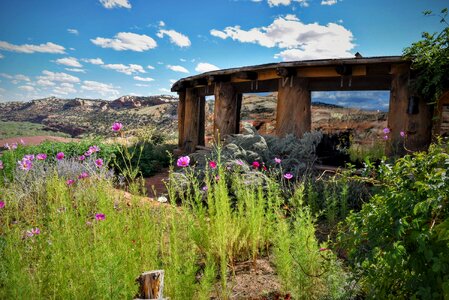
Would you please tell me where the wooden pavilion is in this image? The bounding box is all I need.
[171,56,438,155]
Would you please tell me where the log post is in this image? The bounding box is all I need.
[183,88,201,153]
[214,82,241,142]
[177,91,186,149]
[135,270,166,300]
[276,77,311,137]
[198,95,206,146]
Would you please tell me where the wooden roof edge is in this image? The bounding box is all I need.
[171,56,409,92]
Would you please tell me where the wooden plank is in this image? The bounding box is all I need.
[276,67,296,77]
[309,76,391,91]
[234,71,258,80]
[177,91,186,149]
[276,77,311,137]
[183,88,201,153]
[135,270,166,300]
[297,65,366,77]
[214,82,240,142]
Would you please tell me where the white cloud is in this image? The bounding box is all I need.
[101,63,145,75]
[67,28,79,35]
[147,65,155,69]
[53,83,77,95]
[91,32,157,52]
[38,70,80,83]
[0,73,30,82]
[180,58,187,62]
[211,15,354,61]
[65,68,86,73]
[0,53,4,59]
[135,83,150,87]
[55,57,82,67]
[81,80,120,97]
[134,76,154,82]
[268,0,308,7]
[321,0,337,5]
[99,0,131,9]
[0,41,65,54]
[195,62,220,73]
[159,21,165,27]
[167,65,189,73]
[159,88,171,93]
[19,85,35,92]
[36,79,56,87]
[157,29,191,47]
[82,58,104,65]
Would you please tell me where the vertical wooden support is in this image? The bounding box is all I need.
[432,91,449,137]
[276,77,311,137]
[235,93,243,134]
[135,270,166,299]
[198,95,206,146]
[214,82,240,142]
[177,91,186,149]
[183,88,201,153]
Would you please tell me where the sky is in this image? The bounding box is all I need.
[0,0,447,105]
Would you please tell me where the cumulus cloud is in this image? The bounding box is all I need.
[0,41,65,54]
[91,32,157,52]
[133,76,154,82]
[321,0,337,5]
[19,85,35,92]
[55,57,82,67]
[147,65,155,70]
[36,79,56,87]
[38,70,80,83]
[67,28,79,35]
[101,63,145,75]
[211,14,354,61]
[195,62,220,73]
[65,68,86,73]
[0,73,30,82]
[268,0,308,7]
[159,21,165,27]
[157,29,191,47]
[53,83,77,95]
[167,65,189,73]
[135,83,150,87]
[99,0,131,9]
[81,80,120,97]
[82,58,104,65]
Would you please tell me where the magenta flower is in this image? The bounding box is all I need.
[252,161,260,169]
[36,153,47,160]
[95,213,106,221]
[202,186,208,191]
[177,156,190,167]
[383,135,389,140]
[84,149,92,156]
[319,247,330,252]
[66,179,75,185]
[0,201,4,209]
[274,157,282,164]
[400,131,406,137]
[209,161,217,169]
[11,143,17,150]
[4,143,9,150]
[0,160,3,170]
[26,227,41,237]
[78,155,86,161]
[18,158,32,171]
[95,158,104,168]
[111,122,123,132]
[236,160,244,166]
[78,172,89,179]
[56,152,65,160]
[24,154,35,161]
[284,173,293,180]
[89,145,100,153]
[383,127,390,134]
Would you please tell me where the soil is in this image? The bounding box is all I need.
[0,135,76,147]
[144,168,169,198]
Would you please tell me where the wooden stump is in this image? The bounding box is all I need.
[135,270,166,300]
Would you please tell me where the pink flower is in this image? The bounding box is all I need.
[400,131,406,137]
[24,154,35,161]
[11,143,17,150]
[89,145,100,153]
[111,122,123,132]
[263,165,267,171]
[209,161,217,169]
[0,201,4,209]
[18,158,32,171]
[27,227,41,237]
[84,149,92,157]
[319,247,330,252]
[177,156,190,167]
[3,143,9,150]
[36,153,47,160]
[383,135,389,140]
[78,172,89,179]
[56,152,65,160]
[95,158,103,168]
[236,160,244,166]
[274,157,282,164]
[252,161,260,169]
[66,179,75,185]
[95,213,105,221]
[78,155,86,161]
[383,127,390,134]
[202,186,208,191]
[0,160,3,170]
[284,173,293,180]
[20,139,26,145]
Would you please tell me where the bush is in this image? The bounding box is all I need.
[340,142,449,298]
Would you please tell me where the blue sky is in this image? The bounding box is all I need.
[0,0,446,103]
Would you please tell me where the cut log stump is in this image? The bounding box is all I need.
[135,270,167,300]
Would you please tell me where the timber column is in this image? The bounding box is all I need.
[177,90,186,149]
[182,88,204,153]
[214,82,241,142]
[276,77,311,137]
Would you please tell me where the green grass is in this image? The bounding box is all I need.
[0,121,70,139]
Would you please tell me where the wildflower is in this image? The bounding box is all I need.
[400,131,406,137]
[0,160,3,169]
[383,127,390,134]
[36,153,47,160]
[284,173,293,180]
[274,157,282,164]
[383,135,389,140]
[66,179,75,185]
[263,165,267,171]
[78,172,89,179]
[84,149,92,156]
[111,122,123,132]
[319,247,330,252]
[20,139,25,145]
[26,227,40,237]
[78,155,86,161]
[86,221,92,226]
[95,158,104,168]
[18,158,32,171]
[215,175,220,181]
[11,143,17,150]
[209,161,217,169]
[177,156,190,167]
[252,161,260,169]
[95,213,106,221]
[56,152,65,160]
[0,201,4,209]
[3,143,9,150]
[157,196,168,203]
[89,145,100,153]
[24,154,35,161]
[236,160,244,166]
[202,186,208,191]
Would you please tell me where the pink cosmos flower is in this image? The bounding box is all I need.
[209,161,217,169]
[383,127,390,134]
[252,161,260,169]
[56,152,65,160]
[84,149,92,157]
[36,153,47,160]
[66,179,75,185]
[274,157,282,164]
[89,145,100,153]
[11,143,17,150]
[24,154,35,161]
[95,158,103,168]
[0,201,4,209]
[18,158,32,171]
[177,156,190,167]
[95,213,105,221]
[236,160,244,166]
[111,122,123,132]
[0,160,3,170]
[78,172,89,179]
[27,227,41,237]
[400,131,406,137]
[284,173,293,180]
[78,155,86,161]
[4,143,9,150]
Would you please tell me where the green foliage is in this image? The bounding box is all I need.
[403,8,449,101]
[0,121,71,139]
[340,142,449,298]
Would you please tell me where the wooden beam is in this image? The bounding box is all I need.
[234,71,258,81]
[208,74,231,83]
[276,77,311,137]
[192,78,208,87]
[309,76,391,91]
[233,79,279,93]
[214,82,240,142]
[177,91,186,149]
[276,67,296,77]
[183,88,201,153]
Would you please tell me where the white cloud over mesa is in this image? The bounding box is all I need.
[99,0,131,9]
[0,41,65,54]
[91,32,157,52]
[81,80,120,98]
[157,28,191,48]
[167,65,189,73]
[210,14,354,61]
[101,63,146,75]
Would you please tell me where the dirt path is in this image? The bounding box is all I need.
[0,136,76,147]
[144,168,170,198]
